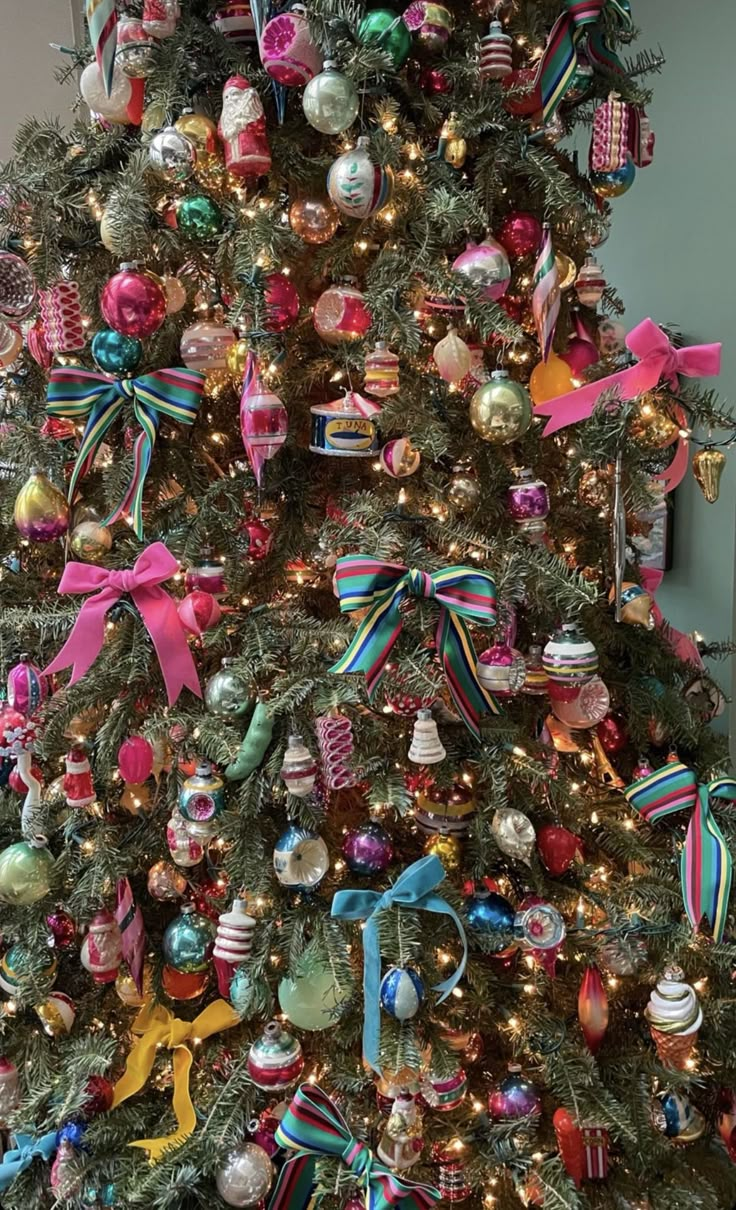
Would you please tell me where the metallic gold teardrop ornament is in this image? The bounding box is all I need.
[692,446,726,503]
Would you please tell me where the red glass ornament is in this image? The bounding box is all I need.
[83,1074,114,1117]
[419,65,452,95]
[242,516,273,560]
[536,823,581,876]
[118,735,154,783]
[596,712,628,754]
[100,264,167,339]
[46,909,77,949]
[264,272,300,332]
[41,416,76,440]
[502,67,539,116]
[497,210,543,259]
[178,590,222,637]
[553,1108,585,1188]
[162,965,209,1000]
[8,761,43,794]
[27,317,53,369]
[578,964,608,1053]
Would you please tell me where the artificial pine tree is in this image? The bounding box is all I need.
[0,2,735,1208]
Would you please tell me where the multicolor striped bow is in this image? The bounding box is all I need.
[269,1083,440,1210]
[535,0,631,122]
[47,366,205,539]
[625,761,736,942]
[330,555,499,738]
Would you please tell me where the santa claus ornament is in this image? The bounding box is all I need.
[218,76,272,178]
[63,747,96,808]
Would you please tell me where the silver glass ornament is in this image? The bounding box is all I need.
[216,1141,274,1207]
[148,126,197,182]
[204,658,253,720]
[302,62,359,134]
[492,806,535,863]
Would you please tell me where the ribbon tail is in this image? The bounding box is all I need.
[656,405,689,494]
[111,1029,161,1109]
[361,918,382,1074]
[130,1046,195,1162]
[329,590,404,699]
[268,1152,317,1210]
[437,608,499,738]
[423,895,468,1003]
[534,358,663,436]
[682,788,732,943]
[68,396,125,507]
[104,429,154,541]
[134,585,202,705]
[43,588,120,683]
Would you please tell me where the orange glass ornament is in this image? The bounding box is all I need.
[529,351,575,405]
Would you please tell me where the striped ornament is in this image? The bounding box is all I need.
[379,965,425,1021]
[85,0,118,97]
[532,224,560,362]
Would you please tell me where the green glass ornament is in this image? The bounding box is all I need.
[91,328,143,374]
[225,701,274,781]
[0,837,54,905]
[178,194,224,240]
[162,904,215,972]
[358,8,412,69]
[469,371,532,444]
[278,966,351,1031]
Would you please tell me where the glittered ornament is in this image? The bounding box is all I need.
[180,316,236,370]
[279,735,317,796]
[273,825,329,889]
[179,760,225,836]
[303,62,359,134]
[433,328,471,382]
[247,1020,304,1090]
[217,1141,274,1207]
[590,157,636,197]
[365,341,400,396]
[489,1064,541,1121]
[465,890,515,949]
[497,211,543,260]
[537,823,581,875]
[289,196,339,245]
[470,372,532,444]
[36,990,76,1037]
[14,469,70,542]
[81,910,123,984]
[91,328,143,376]
[177,194,224,240]
[260,5,323,86]
[380,437,421,477]
[278,965,350,1030]
[116,16,159,77]
[380,965,425,1020]
[148,125,196,182]
[264,272,300,332]
[147,859,186,900]
[492,806,535,863]
[205,659,253,720]
[314,281,372,344]
[357,8,412,69]
[327,136,394,219]
[452,238,510,302]
[162,903,215,972]
[343,819,394,874]
[529,351,575,404]
[447,467,480,513]
[693,446,727,503]
[100,263,167,338]
[178,590,222,636]
[166,809,204,867]
[0,836,54,904]
[480,19,512,81]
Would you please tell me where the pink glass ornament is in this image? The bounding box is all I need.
[240,366,288,486]
[551,676,610,728]
[420,65,452,95]
[315,713,356,789]
[561,337,599,377]
[313,282,372,344]
[26,317,53,369]
[578,964,609,1054]
[178,589,223,635]
[497,211,543,259]
[7,655,47,715]
[260,6,323,86]
[264,272,300,332]
[180,318,236,370]
[452,238,511,302]
[480,19,512,80]
[380,438,421,478]
[100,263,167,339]
[242,516,273,560]
[118,735,154,783]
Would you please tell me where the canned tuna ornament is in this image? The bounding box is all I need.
[310,392,380,457]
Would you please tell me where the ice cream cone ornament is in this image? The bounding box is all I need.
[645,966,702,1069]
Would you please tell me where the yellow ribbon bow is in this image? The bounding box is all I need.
[111,998,241,1162]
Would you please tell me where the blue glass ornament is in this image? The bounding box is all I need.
[91,328,143,374]
[465,891,515,951]
[56,1120,87,1149]
[590,156,636,198]
[273,825,329,890]
[379,965,424,1020]
[83,1182,117,1207]
[488,1063,541,1120]
[655,1090,706,1141]
[162,904,215,972]
[230,964,255,1016]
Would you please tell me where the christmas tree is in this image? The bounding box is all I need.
[0,0,735,1207]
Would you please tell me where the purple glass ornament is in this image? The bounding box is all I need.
[488,1063,541,1120]
[7,655,47,714]
[342,819,394,874]
[506,469,549,540]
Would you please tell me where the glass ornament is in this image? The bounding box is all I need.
[465,890,515,950]
[116,16,159,77]
[70,520,112,564]
[422,1066,468,1112]
[180,317,236,371]
[36,991,76,1037]
[578,964,609,1053]
[693,446,727,503]
[480,18,512,80]
[240,373,288,484]
[0,836,54,905]
[433,327,471,382]
[561,335,598,378]
[489,1064,542,1120]
[278,965,351,1030]
[327,136,394,219]
[542,624,598,695]
[447,466,480,513]
[117,736,154,783]
[529,351,576,404]
[380,965,425,1020]
[185,546,226,597]
[408,709,446,764]
[80,910,123,984]
[343,819,394,874]
[166,809,204,867]
[357,8,412,68]
[264,272,300,332]
[0,1057,19,1129]
[273,825,329,890]
[179,760,225,838]
[248,1020,304,1092]
[477,643,526,697]
[313,281,372,344]
[551,676,610,728]
[162,903,215,972]
[80,62,132,123]
[514,901,566,950]
[147,125,196,182]
[469,371,532,444]
[174,111,219,155]
[227,337,251,384]
[0,251,37,320]
[574,255,606,307]
[177,195,224,240]
[654,1089,705,1143]
[506,468,550,539]
[303,62,359,134]
[216,1142,274,1207]
[7,654,47,714]
[403,1,453,52]
[365,341,399,396]
[143,0,180,38]
[380,438,421,477]
[100,263,167,339]
[205,659,253,720]
[279,735,317,796]
[289,196,339,245]
[452,238,510,302]
[242,516,273,560]
[147,859,186,901]
[161,274,186,314]
[646,966,702,1070]
[497,211,543,259]
[415,782,475,836]
[424,832,462,870]
[91,328,143,374]
[492,806,535,863]
[46,909,77,949]
[211,2,256,44]
[213,898,256,997]
[260,5,323,86]
[0,322,22,368]
[14,470,69,542]
[0,943,56,997]
[590,157,636,197]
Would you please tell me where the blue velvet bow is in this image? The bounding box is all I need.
[331,855,467,1073]
[0,1130,57,1192]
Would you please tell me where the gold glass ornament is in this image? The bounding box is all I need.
[692,446,726,503]
[469,371,532,444]
[630,394,679,449]
[424,831,461,870]
[70,520,112,563]
[120,782,152,813]
[227,337,251,385]
[204,367,232,399]
[115,963,153,1007]
[554,251,577,292]
[441,114,466,168]
[447,468,480,512]
[289,197,339,245]
[142,100,167,133]
[14,470,70,542]
[578,466,612,509]
[174,112,219,157]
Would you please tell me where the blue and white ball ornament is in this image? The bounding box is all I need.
[273,825,330,890]
[465,890,515,952]
[379,965,425,1021]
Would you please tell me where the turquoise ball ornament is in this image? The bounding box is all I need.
[278,966,351,1030]
[162,904,215,972]
[379,965,425,1020]
[465,890,515,951]
[590,156,636,198]
[0,837,54,905]
[177,194,224,240]
[91,328,143,374]
[357,8,412,69]
[0,942,56,995]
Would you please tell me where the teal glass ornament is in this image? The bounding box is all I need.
[230,964,256,1016]
[0,836,54,905]
[162,903,215,972]
[590,156,636,198]
[278,966,350,1030]
[357,8,412,68]
[177,194,224,240]
[91,328,143,374]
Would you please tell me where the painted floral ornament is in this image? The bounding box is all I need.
[327,136,394,218]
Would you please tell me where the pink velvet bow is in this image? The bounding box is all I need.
[534,319,722,491]
[44,542,201,705]
[639,567,703,669]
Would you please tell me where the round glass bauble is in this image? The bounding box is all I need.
[327,136,393,219]
[278,966,350,1030]
[0,838,54,905]
[91,328,143,374]
[469,372,532,444]
[357,8,411,68]
[177,195,224,240]
[162,906,215,972]
[148,125,196,182]
[100,265,167,339]
[216,1142,274,1207]
[590,157,636,198]
[303,65,359,134]
[529,352,575,405]
[289,197,339,245]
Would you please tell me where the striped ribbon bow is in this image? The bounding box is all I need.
[625,762,736,942]
[269,1083,440,1210]
[47,366,206,539]
[329,555,499,738]
[535,0,631,122]
[332,855,467,1074]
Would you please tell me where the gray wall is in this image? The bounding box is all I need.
[0,0,76,161]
